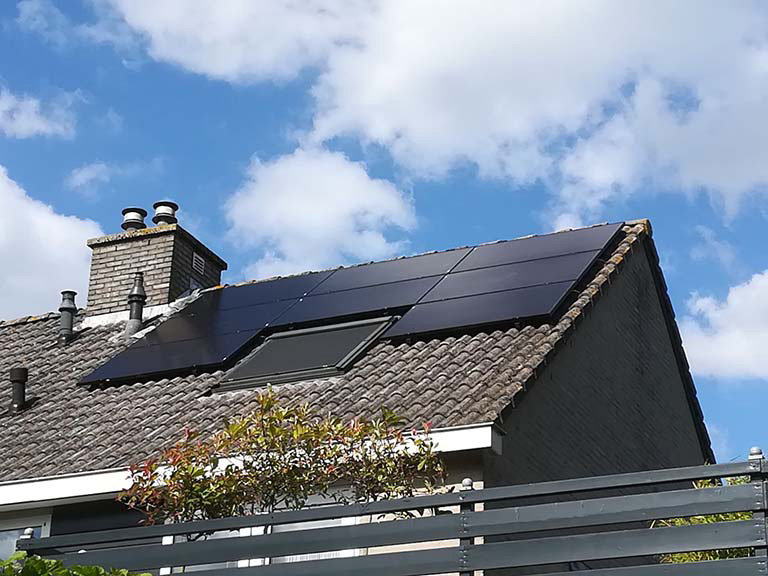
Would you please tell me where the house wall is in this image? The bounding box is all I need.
[482,237,707,574]
[484,237,706,488]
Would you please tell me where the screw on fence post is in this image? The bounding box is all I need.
[748,447,768,559]
[459,477,474,576]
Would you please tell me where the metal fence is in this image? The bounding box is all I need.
[19,452,768,575]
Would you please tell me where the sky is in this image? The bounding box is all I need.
[1,0,767,463]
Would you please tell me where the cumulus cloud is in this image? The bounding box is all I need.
[0,165,102,320]
[0,86,77,138]
[680,272,768,380]
[64,158,163,198]
[98,0,768,225]
[99,0,372,82]
[225,148,415,279]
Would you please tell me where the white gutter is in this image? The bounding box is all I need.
[0,424,502,511]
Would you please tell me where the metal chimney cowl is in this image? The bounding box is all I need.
[58,290,77,345]
[152,201,179,226]
[121,207,148,231]
[10,367,27,414]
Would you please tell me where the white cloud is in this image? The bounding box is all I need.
[16,0,71,48]
[690,226,738,273]
[99,0,768,224]
[681,271,768,380]
[0,86,77,139]
[225,148,415,278]
[64,158,164,198]
[0,165,102,320]
[100,0,372,82]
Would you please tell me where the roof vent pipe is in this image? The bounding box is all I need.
[10,367,27,414]
[58,290,77,345]
[121,207,148,232]
[152,201,179,226]
[125,272,147,337]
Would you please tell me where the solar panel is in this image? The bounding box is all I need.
[274,276,441,326]
[222,319,390,386]
[421,250,599,303]
[311,248,471,294]
[79,330,260,384]
[209,271,333,310]
[453,223,622,272]
[384,281,574,338]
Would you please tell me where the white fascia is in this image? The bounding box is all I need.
[0,423,502,511]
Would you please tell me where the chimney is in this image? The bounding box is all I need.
[58,290,77,345]
[85,203,227,317]
[125,271,147,336]
[9,367,27,414]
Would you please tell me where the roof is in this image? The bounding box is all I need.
[0,222,711,481]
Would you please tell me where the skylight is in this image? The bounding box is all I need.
[218,317,394,390]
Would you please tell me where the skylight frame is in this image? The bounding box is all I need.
[217,316,396,391]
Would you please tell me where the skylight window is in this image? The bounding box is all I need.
[218,317,394,390]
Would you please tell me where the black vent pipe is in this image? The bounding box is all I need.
[10,367,27,414]
[125,272,147,337]
[58,290,77,345]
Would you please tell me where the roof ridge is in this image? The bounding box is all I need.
[0,309,87,329]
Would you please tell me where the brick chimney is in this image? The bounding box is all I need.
[85,203,227,317]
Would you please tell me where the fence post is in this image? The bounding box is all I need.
[459,477,474,576]
[748,447,768,563]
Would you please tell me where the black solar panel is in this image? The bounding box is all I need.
[453,223,621,272]
[222,319,389,386]
[384,281,574,338]
[80,330,260,384]
[421,250,599,303]
[209,271,332,310]
[141,299,295,346]
[274,276,441,326]
[311,248,470,294]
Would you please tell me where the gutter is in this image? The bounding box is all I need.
[0,424,502,511]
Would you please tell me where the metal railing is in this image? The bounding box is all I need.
[19,451,768,575]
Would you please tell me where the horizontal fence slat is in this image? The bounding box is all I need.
[29,482,763,568]
[467,520,766,570]
[53,521,767,576]
[473,481,764,537]
[19,460,760,550]
[536,556,768,576]
[49,514,463,570]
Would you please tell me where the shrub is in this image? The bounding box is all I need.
[120,389,444,524]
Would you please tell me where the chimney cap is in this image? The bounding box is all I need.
[152,201,179,225]
[10,367,28,382]
[121,207,148,231]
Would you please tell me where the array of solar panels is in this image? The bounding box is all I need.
[80,222,622,384]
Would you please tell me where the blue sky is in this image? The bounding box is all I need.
[1,1,767,462]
